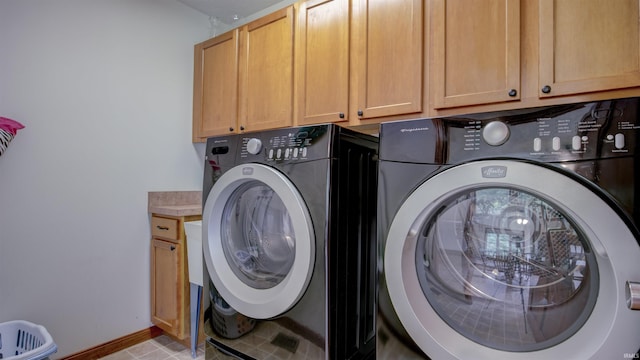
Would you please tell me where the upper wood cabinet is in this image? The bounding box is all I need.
[431,0,520,109]
[538,0,640,98]
[239,7,295,131]
[430,0,640,113]
[294,0,350,125]
[351,0,423,122]
[194,0,640,138]
[294,0,423,126]
[193,30,239,141]
[192,7,294,141]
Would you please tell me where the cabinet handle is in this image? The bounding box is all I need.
[339,113,345,119]
[240,126,245,131]
[156,226,169,231]
[229,127,234,132]
[357,110,363,117]
[508,89,517,97]
[170,245,176,251]
[541,85,551,94]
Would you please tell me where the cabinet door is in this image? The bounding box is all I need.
[431,0,520,109]
[294,0,350,125]
[193,30,239,140]
[538,0,640,98]
[238,7,295,132]
[151,238,184,338]
[351,0,423,120]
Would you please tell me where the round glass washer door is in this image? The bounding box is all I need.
[385,160,640,359]
[203,163,314,319]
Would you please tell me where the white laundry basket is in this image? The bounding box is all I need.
[0,320,57,360]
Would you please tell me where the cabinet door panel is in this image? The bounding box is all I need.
[193,30,239,140]
[295,0,350,124]
[539,0,640,97]
[239,7,294,132]
[151,239,180,336]
[353,0,423,119]
[432,0,520,109]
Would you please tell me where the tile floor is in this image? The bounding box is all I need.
[99,335,204,360]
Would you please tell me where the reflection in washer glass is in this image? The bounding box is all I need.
[415,187,598,352]
[222,181,295,289]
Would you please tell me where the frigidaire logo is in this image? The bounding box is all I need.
[481,166,507,178]
[400,127,429,133]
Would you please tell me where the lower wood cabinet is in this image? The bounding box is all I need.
[150,214,201,343]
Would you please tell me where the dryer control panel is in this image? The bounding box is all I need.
[447,98,640,163]
[380,97,640,164]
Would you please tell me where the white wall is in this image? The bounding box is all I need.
[0,1,210,357]
[211,0,298,36]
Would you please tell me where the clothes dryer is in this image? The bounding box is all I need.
[377,98,640,359]
[202,124,378,359]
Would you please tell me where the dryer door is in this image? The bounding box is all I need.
[203,163,314,319]
[385,160,640,359]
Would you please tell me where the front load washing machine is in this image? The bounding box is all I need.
[377,97,640,359]
[202,124,377,359]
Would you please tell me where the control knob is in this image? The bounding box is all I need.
[246,138,262,155]
[482,121,510,146]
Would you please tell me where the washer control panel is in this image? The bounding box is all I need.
[239,125,330,162]
[265,131,311,161]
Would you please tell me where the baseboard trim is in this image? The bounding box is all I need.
[61,326,163,360]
